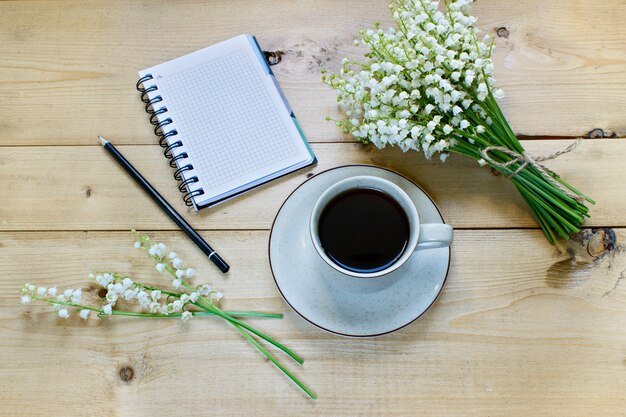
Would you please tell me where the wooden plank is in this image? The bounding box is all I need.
[0,140,623,231]
[1,229,624,416]
[1,0,625,146]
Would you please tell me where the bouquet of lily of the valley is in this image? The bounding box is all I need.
[323,0,594,243]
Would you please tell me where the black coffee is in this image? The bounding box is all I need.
[317,188,410,273]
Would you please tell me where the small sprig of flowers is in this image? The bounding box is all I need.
[20,232,315,399]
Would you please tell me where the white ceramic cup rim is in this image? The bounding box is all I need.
[309,176,420,278]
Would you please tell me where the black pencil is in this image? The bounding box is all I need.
[98,136,229,273]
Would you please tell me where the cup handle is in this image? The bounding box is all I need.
[415,223,453,250]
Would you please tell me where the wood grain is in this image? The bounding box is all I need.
[0,140,623,231]
[0,0,625,145]
[2,1,626,415]
[1,229,624,416]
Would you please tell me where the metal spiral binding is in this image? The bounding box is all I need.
[136,74,204,206]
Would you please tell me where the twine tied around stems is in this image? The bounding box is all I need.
[479,139,585,203]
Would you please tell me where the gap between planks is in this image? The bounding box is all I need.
[0,136,624,148]
[1,227,623,233]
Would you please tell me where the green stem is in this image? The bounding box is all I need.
[484,94,523,153]
[519,188,556,244]
[217,311,283,319]
[449,136,589,242]
[106,310,282,319]
[32,296,282,319]
[153,264,303,365]
[229,322,316,399]
[510,171,583,223]
[193,297,304,365]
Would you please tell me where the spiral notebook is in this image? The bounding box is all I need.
[136,34,316,209]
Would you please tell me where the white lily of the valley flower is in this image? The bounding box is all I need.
[150,290,162,301]
[149,302,160,313]
[149,243,166,258]
[181,311,193,321]
[162,303,175,315]
[172,300,183,312]
[172,258,183,269]
[197,284,212,296]
[114,283,124,294]
[79,309,91,320]
[123,288,138,301]
[105,291,118,304]
[72,289,82,304]
[58,309,69,319]
[137,290,149,303]
[96,273,113,287]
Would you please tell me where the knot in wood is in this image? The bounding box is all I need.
[263,50,285,66]
[119,366,135,382]
[587,228,616,257]
[496,27,510,38]
[587,128,605,139]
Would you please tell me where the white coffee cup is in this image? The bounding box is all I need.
[310,175,453,279]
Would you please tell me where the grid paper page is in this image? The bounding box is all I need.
[155,46,303,203]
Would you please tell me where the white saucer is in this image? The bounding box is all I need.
[269,165,450,337]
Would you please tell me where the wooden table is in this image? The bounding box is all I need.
[1,1,625,415]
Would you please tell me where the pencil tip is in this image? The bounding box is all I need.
[98,136,109,146]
